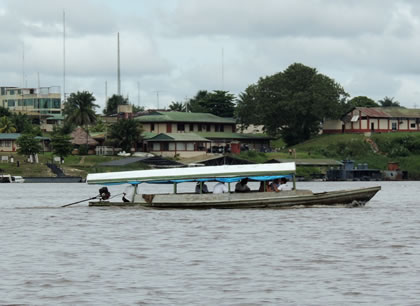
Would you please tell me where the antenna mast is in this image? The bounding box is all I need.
[63,10,66,101]
[117,32,121,95]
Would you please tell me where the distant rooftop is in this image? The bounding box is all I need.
[135,111,236,124]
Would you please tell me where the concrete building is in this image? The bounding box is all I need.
[0,86,63,132]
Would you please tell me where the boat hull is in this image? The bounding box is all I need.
[89,186,381,209]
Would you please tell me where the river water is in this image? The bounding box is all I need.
[0,181,419,305]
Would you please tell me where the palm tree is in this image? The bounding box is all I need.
[63,91,99,146]
[168,101,186,112]
[0,116,17,133]
[378,96,400,107]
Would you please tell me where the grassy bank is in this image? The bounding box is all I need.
[238,132,420,179]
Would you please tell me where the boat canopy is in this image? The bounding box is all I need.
[86,162,296,185]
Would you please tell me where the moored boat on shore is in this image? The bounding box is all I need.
[86,163,381,209]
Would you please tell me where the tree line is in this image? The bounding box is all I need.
[1,62,404,159]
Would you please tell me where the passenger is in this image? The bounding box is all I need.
[235,178,251,193]
[259,181,271,192]
[213,181,229,194]
[195,182,209,194]
[270,178,288,192]
[99,187,111,201]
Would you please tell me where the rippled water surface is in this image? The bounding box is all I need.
[1,181,420,305]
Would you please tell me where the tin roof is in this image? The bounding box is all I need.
[146,133,210,142]
[356,107,420,118]
[135,111,236,124]
[0,133,20,140]
[197,132,272,140]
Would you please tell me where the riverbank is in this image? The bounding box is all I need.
[2,132,420,179]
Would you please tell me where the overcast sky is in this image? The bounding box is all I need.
[1,0,420,111]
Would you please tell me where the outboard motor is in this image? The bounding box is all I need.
[99,187,111,200]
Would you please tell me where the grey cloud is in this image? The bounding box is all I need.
[167,0,396,38]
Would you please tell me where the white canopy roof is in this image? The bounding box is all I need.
[86,162,296,185]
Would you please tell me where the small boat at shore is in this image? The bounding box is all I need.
[86,163,381,209]
[0,174,25,183]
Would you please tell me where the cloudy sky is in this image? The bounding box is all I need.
[1,0,420,111]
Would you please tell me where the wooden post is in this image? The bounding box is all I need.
[228,182,231,192]
[174,182,177,194]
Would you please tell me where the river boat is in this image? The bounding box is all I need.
[0,174,25,183]
[86,162,381,209]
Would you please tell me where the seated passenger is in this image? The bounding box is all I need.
[270,178,288,192]
[259,181,271,192]
[195,182,209,194]
[213,181,229,194]
[235,178,251,193]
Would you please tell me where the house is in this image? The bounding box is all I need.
[136,111,272,157]
[0,133,50,152]
[323,107,420,134]
[0,86,63,132]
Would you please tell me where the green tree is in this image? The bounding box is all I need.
[168,101,186,112]
[0,106,11,117]
[235,84,261,130]
[63,91,98,145]
[108,118,143,152]
[51,134,73,161]
[347,96,379,108]
[378,96,401,107]
[237,63,348,145]
[0,116,16,133]
[90,117,107,133]
[11,113,32,133]
[187,90,235,117]
[133,105,145,113]
[187,90,209,113]
[103,94,129,115]
[16,134,42,162]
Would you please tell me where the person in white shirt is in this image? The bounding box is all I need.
[213,182,229,194]
[270,178,288,192]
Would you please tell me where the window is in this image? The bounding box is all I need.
[162,143,169,151]
[411,123,416,128]
[8,100,15,107]
[215,125,220,132]
[52,99,61,108]
[189,124,194,131]
[392,122,397,130]
[198,124,202,132]
[151,123,155,131]
[0,140,11,147]
[206,124,211,132]
[177,123,185,131]
[220,125,224,132]
[10,90,15,95]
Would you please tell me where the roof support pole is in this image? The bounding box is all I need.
[292,174,296,190]
[132,184,138,202]
[174,182,177,194]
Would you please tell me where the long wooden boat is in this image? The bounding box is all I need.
[86,163,381,209]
